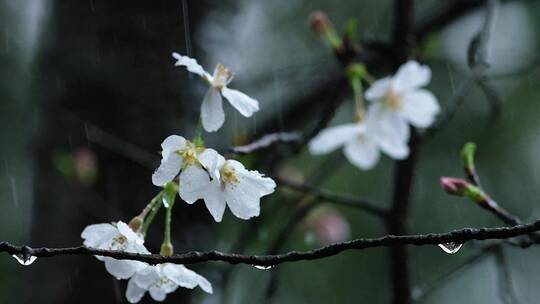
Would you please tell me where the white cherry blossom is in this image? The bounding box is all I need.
[308,121,381,170]
[81,221,149,280]
[179,148,276,222]
[152,135,205,187]
[364,60,440,151]
[125,263,212,303]
[172,52,259,132]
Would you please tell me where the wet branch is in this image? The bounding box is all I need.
[2,220,540,267]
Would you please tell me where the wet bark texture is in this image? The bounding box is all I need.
[22,1,211,303]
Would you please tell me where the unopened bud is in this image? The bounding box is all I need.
[440,177,469,196]
[309,11,331,36]
[308,11,341,49]
[160,242,174,257]
[128,216,143,232]
[461,142,477,175]
[440,177,486,203]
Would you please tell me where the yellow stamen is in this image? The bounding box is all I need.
[176,141,199,167]
[212,63,232,89]
[220,163,239,187]
[383,90,402,109]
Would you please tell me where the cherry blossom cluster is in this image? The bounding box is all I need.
[80,53,275,302]
[309,61,440,170]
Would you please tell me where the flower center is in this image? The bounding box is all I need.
[211,63,232,89]
[153,276,174,289]
[383,90,402,109]
[220,163,238,187]
[176,142,199,167]
[110,235,128,250]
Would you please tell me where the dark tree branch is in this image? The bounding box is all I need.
[2,220,540,267]
[389,0,416,302]
[275,177,389,217]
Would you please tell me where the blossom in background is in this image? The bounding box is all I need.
[179,148,276,222]
[306,206,351,246]
[81,221,149,279]
[365,60,440,151]
[172,52,260,132]
[152,135,204,187]
[126,263,212,303]
[308,121,381,170]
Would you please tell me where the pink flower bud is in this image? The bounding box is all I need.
[440,177,470,196]
[309,11,331,36]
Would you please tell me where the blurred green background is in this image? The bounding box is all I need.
[1,0,540,303]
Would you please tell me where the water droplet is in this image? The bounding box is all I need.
[252,264,274,270]
[438,242,463,254]
[161,195,170,208]
[12,254,37,266]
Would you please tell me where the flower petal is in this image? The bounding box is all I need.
[116,221,143,245]
[221,87,259,117]
[201,87,225,132]
[179,165,211,204]
[367,103,410,144]
[163,264,213,294]
[126,278,146,304]
[365,77,393,101]
[161,135,186,155]
[308,124,362,155]
[401,89,440,128]
[149,287,168,302]
[172,52,210,79]
[379,139,409,160]
[228,160,276,196]
[103,258,147,280]
[343,136,380,170]
[133,265,160,289]
[366,103,410,160]
[202,180,227,222]
[223,160,276,220]
[152,153,183,187]
[391,60,431,92]
[198,148,226,181]
[81,223,117,248]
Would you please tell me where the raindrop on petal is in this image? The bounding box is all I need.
[252,264,274,270]
[437,242,463,254]
[12,254,37,266]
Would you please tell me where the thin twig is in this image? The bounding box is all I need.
[494,247,523,304]
[2,220,540,266]
[421,75,475,140]
[276,177,388,217]
[231,132,302,154]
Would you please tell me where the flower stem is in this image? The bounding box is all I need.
[160,184,177,256]
[193,119,204,148]
[350,77,365,120]
[140,192,163,236]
